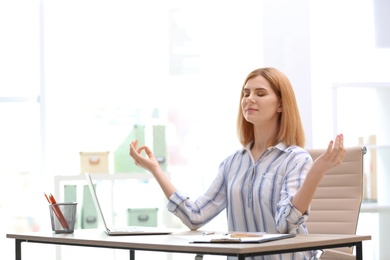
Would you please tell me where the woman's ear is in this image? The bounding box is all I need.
[277,103,282,113]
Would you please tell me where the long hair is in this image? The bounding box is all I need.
[236,67,305,147]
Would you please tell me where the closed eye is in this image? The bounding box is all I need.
[243,91,266,97]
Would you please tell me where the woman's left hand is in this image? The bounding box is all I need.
[312,134,345,174]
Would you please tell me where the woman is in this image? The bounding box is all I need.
[129,67,345,259]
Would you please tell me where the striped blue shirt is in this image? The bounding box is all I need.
[167,143,315,259]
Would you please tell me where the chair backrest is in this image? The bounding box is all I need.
[305,146,366,255]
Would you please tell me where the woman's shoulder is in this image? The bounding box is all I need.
[229,147,248,158]
[220,146,249,163]
[277,144,312,160]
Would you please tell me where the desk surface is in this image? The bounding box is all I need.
[7,229,371,256]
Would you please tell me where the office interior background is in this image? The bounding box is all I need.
[1,0,390,259]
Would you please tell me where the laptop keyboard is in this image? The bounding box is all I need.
[108,226,139,232]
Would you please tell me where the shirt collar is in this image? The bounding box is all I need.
[241,141,289,154]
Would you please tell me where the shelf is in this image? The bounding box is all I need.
[54,173,153,202]
[54,173,153,182]
[361,202,390,213]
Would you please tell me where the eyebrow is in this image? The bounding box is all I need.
[243,87,267,91]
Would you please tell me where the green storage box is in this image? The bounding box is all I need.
[127,208,158,227]
[81,185,98,229]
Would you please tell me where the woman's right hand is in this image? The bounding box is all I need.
[129,139,160,173]
[130,139,177,199]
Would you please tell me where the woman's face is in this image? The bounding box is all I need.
[241,75,282,126]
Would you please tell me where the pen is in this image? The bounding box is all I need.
[202,231,215,235]
[45,193,62,225]
[45,193,70,230]
[229,232,264,238]
[49,193,70,230]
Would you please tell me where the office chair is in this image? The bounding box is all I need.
[194,146,366,260]
[306,146,366,259]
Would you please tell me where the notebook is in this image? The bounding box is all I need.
[190,233,296,243]
[85,173,172,236]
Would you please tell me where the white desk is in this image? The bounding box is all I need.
[6,229,371,260]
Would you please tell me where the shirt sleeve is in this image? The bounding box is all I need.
[275,151,312,233]
[166,165,228,230]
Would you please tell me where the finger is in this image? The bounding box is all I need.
[334,134,344,153]
[324,134,340,162]
[330,135,342,159]
[137,146,155,159]
[143,146,154,158]
[129,140,137,150]
[330,134,345,163]
[339,134,344,149]
[136,146,146,154]
[130,139,138,150]
[129,142,137,155]
[336,134,346,162]
[325,139,334,156]
[338,148,346,163]
[129,140,142,158]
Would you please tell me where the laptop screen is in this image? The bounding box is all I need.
[85,173,110,230]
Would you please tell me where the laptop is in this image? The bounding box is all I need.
[85,173,172,236]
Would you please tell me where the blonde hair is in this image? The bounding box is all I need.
[236,67,305,147]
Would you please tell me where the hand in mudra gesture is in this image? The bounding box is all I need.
[129,139,160,173]
[312,134,345,175]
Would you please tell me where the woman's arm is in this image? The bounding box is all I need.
[292,134,345,214]
[129,139,176,199]
[129,139,227,230]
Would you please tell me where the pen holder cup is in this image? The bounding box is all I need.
[49,202,77,234]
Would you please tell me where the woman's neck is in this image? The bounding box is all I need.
[252,123,278,149]
[250,126,278,162]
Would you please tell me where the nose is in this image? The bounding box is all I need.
[246,96,255,104]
